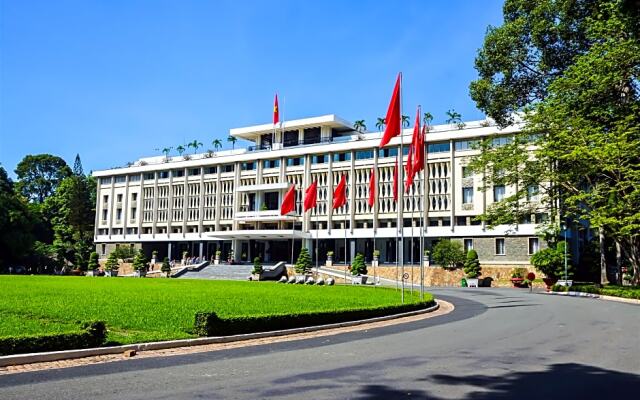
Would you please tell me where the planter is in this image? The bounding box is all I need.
[134,270,147,278]
[542,277,558,291]
[466,278,479,288]
[105,270,118,277]
[214,259,220,265]
[326,255,333,267]
[351,275,368,285]
[557,279,573,287]
[511,277,525,288]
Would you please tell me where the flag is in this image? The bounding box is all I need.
[378,73,401,148]
[304,181,318,211]
[333,174,347,209]
[273,94,279,125]
[368,168,376,208]
[413,123,426,174]
[393,161,398,202]
[280,184,295,215]
[405,107,421,192]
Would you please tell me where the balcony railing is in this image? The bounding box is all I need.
[247,137,335,152]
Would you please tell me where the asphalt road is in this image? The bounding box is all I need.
[1,288,639,399]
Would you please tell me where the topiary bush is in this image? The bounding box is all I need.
[161,257,171,277]
[350,253,367,276]
[463,249,481,278]
[132,249,147,272]
[253,256,263,275]
[88,252,100,271]
[104,252,119,271]
[295,248,312,275]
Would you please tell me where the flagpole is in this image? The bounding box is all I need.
[344,209,348,284]
[398,72,404,304]
[315,210,319,280]
[420,130,426,300]
[291,216,295,268]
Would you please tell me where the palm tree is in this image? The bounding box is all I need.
[162,147,172,158]
[353,120,366,133]
[375,117,386,132]
[423,112,434,132]
[227,136,238,150]
[401,115,410,128]
[212,139,222,152]
[187,140,203,154]
[445,109,465,129]
[176,145,186,156]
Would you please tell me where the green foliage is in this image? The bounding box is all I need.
[0,276,430,345]
[253,257,263,275]
[552,284,640,300]
[511,267,528,279]
[132,249,147,272]
[295,247,312,274]
[112,245,135,261]
[353,120,366,132]
[87,252,99,271]
[14,154,72,203]
[0,321,106,356]
[463,249,481,278]
[350,253,367,276]
[432,240,465,270]
[104,252,119,271]
[161,257,171,275]
[530,241,572,280]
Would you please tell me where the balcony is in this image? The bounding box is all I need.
[234,209,296,222]
[247,137,336,152]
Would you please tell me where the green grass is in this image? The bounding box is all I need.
[552,284,640,300]
[0,276,431,345]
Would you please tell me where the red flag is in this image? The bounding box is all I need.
[280,184,295,215]
[304,181,318,211]
[405,107,421,192]
[368,168,376,208]
[332,174,347,209]
[413,123,426,174]
[379,73,401,148]
[273,94,279,125]
[393,161,398,202]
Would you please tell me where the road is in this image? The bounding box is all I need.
[1,288,638,399]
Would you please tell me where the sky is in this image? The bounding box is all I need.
[0,0,505,177]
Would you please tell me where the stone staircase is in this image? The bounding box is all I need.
[176,263,255,280]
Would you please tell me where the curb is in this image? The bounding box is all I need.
[0,301,440,368]
[542,291,640,305]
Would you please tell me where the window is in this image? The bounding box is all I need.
[144,173,155,180]
[378,148,398,158]
[355,150,373,160]
[442,217,451,226]
[535,213,549,223]
[528,238,539,254]
[117,194,123,202]
[102,195,109,204]
[462,166,473,178]
[130,207,137,219]
[462,187,474,204]
[427,142,450,153]
[100,177,111,185]
[332,152,351,162]
[527,185,539,201]
[495,238,505,255]
[263,159,280,169]
[241,161,256,171]
[287,157,304,166]
[116,209,122,221]
[115,176,126,183]
[402,147,410,156]
[464,239,473,253]
[206,166,217,174]
[221,164,234,173]
[455,140,478,151]
[456,216,467,226]
[172,170,184,177]
[132,193,138,201]
[129,174,140,182]
[493,185,505,202]
[102,209,108,221]
[491,136,512,147]
[159,171,169,179]
[101,244,106,255]
[189,168,200,176]
[312,155,327,164]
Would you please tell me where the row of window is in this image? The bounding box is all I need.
[463,237,539,256]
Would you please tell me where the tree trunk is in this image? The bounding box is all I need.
[599,229,608,285]
[615,241,623,285]
[621,236,640,286]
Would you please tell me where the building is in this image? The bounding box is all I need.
[92,114,547,267]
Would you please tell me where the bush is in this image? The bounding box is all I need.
[0,321,106,356]
[350,253,367,275]
[193,300,435,336]
[112,245,135,261]
[88,252,100,271]
[511,267,528,279]
[295,248,312,275]
[104,252,119,271]
[552,284,640,300]
[132,249,147,272]
[432,240,465,270]
[463,249,481,278]
[253,257,263,275]
[161,257,171,276]
[531,241,572,280]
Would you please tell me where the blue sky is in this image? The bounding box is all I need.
[0,0,504,176]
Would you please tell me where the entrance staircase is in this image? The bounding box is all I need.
[176,262,287,281]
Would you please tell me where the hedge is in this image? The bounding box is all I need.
[0,321,106,356]
[194,300,435,337]
[552,284,640,300]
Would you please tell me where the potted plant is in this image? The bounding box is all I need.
[295,248,312,278]
[510,268,527,288]
[151,250,158,265]
[252,256,263,280]
[87,252,100,277]
[372,249,380,267]
[423,249,431,266]
[214,250,221,265]
[463,250,481,287]
[227,249,235,264]
[530,241,572,290]
[104,252,120,277]
[326,251,334,267]
[161,257,171,278]
[241,252,247,262]
[350,253,368,284]
[132,249,148,277]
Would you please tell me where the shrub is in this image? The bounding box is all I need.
[432,240,465,270]
[113,245,135,261]
[350,253,367,276]
[373,249,380,258]
[531,241,572,280]
[88,252,100,271]
[161,257,171,276]
[463,249,481,278]
[104,252,119,271]
[0,321,106,356]
[295,248,312,275]
[215,250,222,258]
[132,249,147,272]
[327,251,334,257]
[253,257,263,275]
[511,267,528,279]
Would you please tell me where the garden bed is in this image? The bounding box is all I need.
[552,284,640,300]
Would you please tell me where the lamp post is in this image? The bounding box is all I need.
[561,222,568,285]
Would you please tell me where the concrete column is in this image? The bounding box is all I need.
[182,167,188,238]
[93,177,101,241]
[303,154,311,232]
[214,167,222,231]
[152,172,159,237]
[137,173,143,239]
[199,242,203,258]
[232,163,241,231]
[123,175,130,239]
[198,167,205,237]
[349,150,355,234]
[107,177,115,239]
[373,149,379,234]
[167,242,172,261]
[450,139,455,233]
[232,239,240,262]
[327,154,334,234]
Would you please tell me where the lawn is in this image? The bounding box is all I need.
[0,276,431,345]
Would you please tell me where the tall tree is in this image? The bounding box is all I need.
[15,154,72,203]
[353,120,366,132]
[212,139,222,152]
[227,136,238,150]
[375,117,386,132]
[73,154,84,176]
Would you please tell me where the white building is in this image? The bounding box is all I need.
[93,114,546,266]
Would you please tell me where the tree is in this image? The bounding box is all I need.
[176,145,186,156]
[227,136,238,150]
[15,154,72,203]
[463,249,482,279]
[73,154,84,176]
[531,241,573,280]
[468,0,640,283]
[353,120,366,132]
[162,147,172,159]
[375,117,386,132]
[104,251,120,271]
[253,256,263,275]
[350,253,367,276]
[295,248,312,275]
[188,140,203,154]
[132,249,147,272]
[87,252,99,271]
[423,112,434,131]
[432,240,465,270]
[212,139,222,152]
[401,115,410,128]
[445,109,464,129]
[161,257,171,277]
